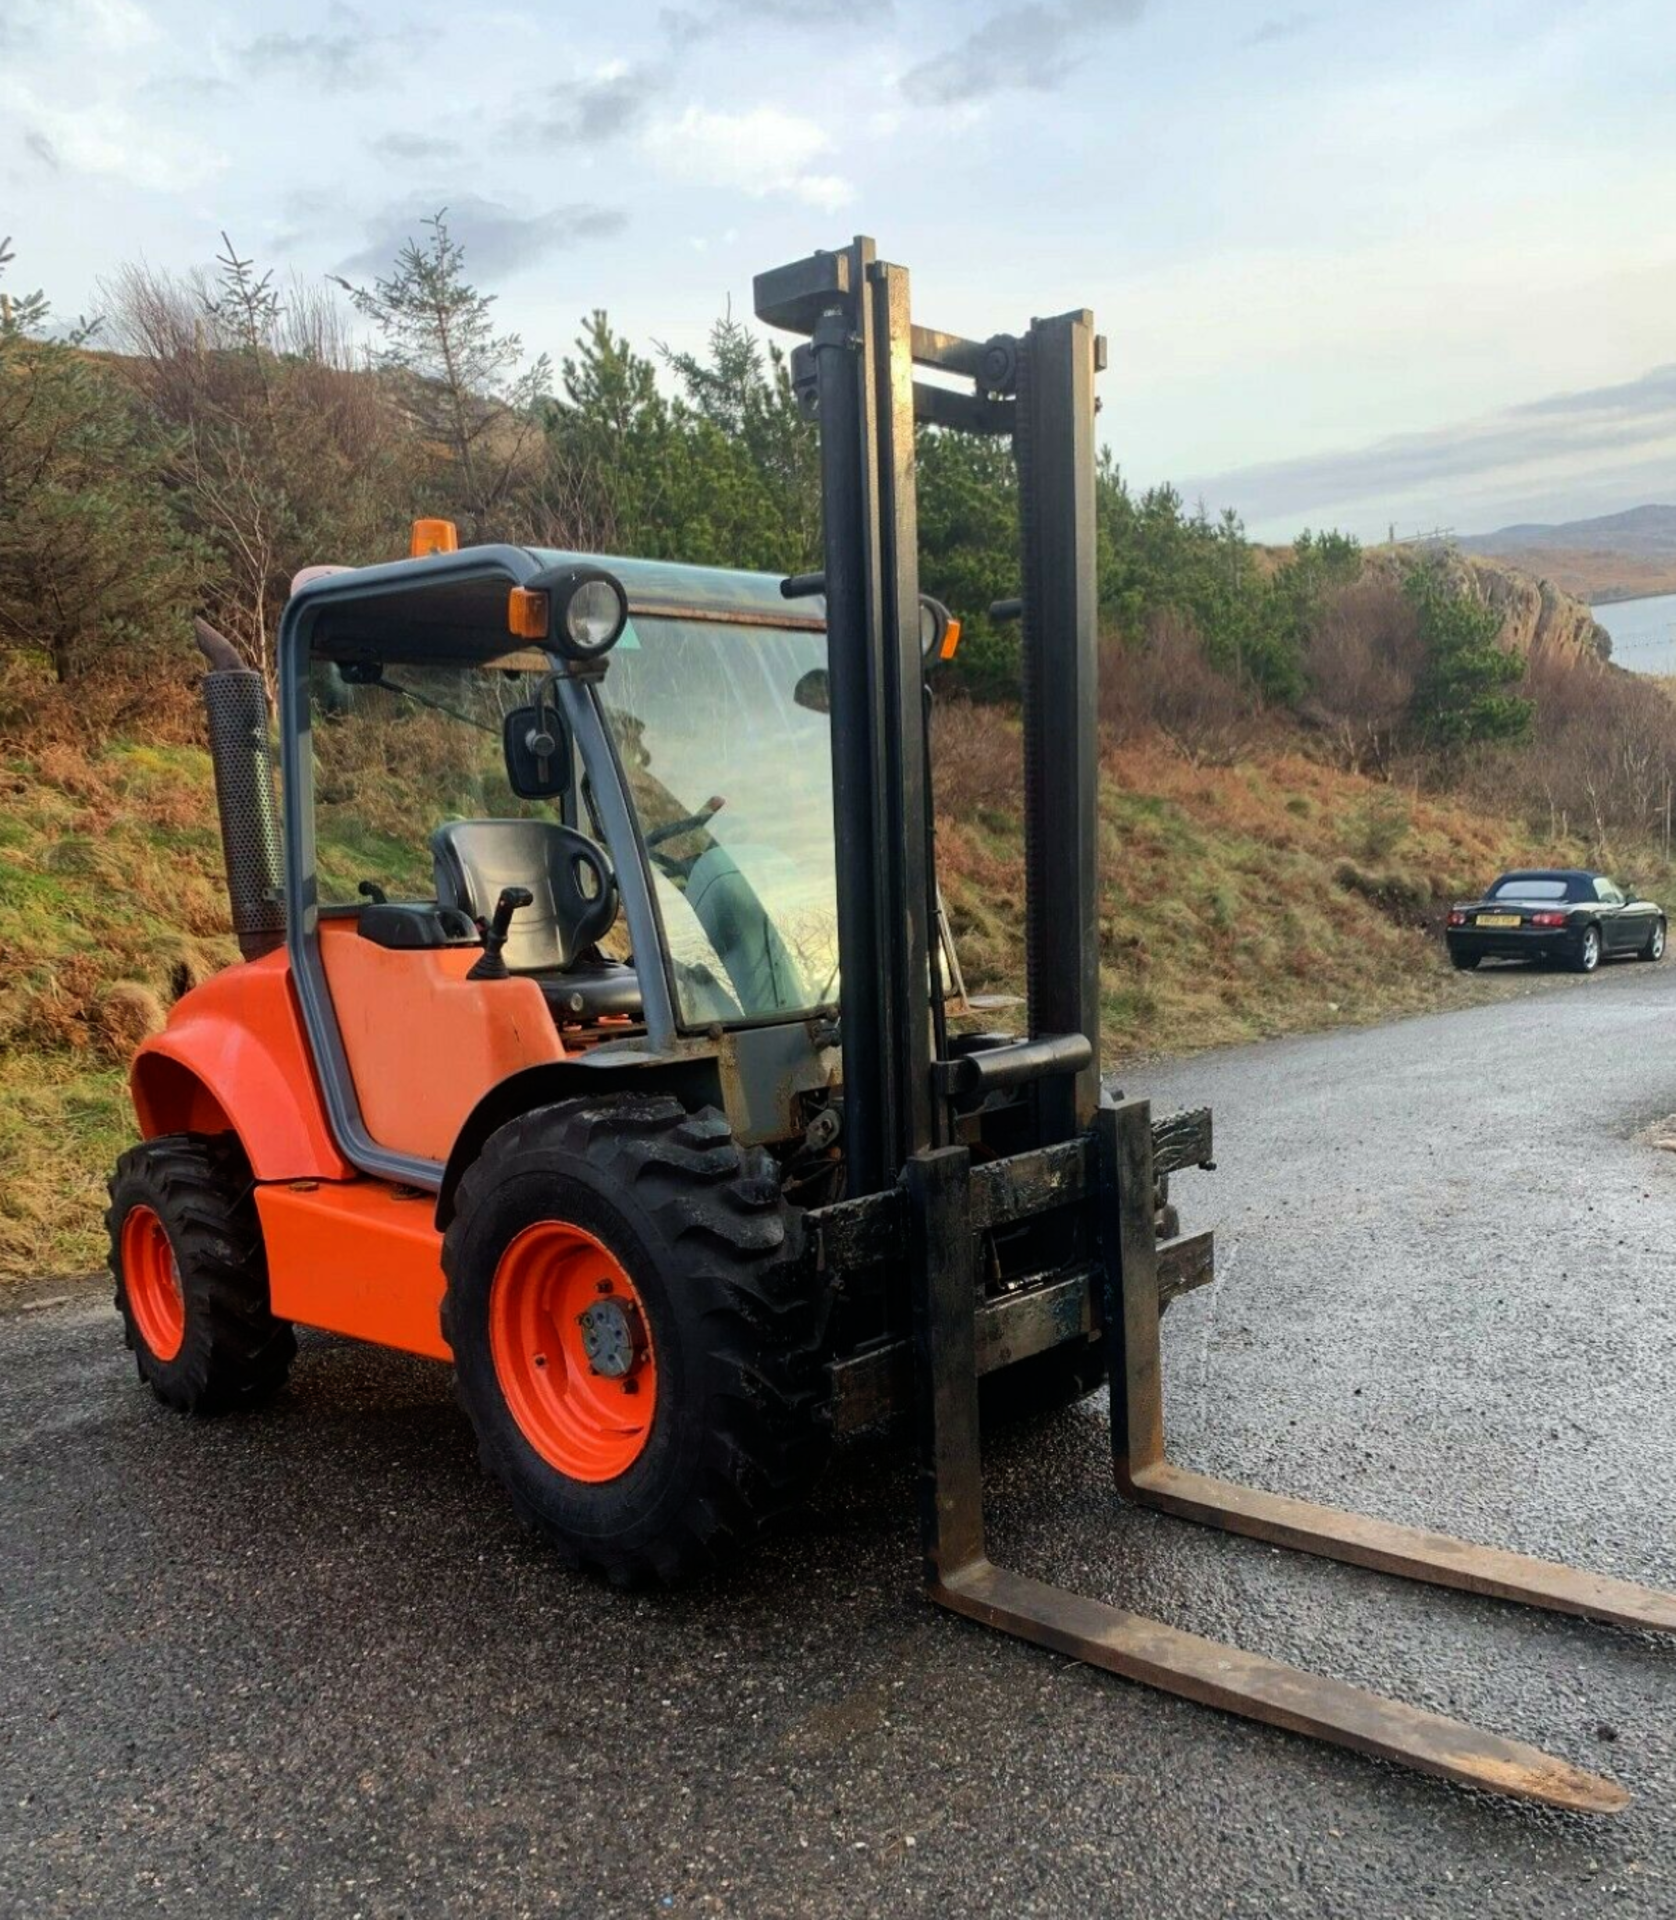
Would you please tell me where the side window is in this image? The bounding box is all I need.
[309,659,551,906]
[1593,878,1623,905]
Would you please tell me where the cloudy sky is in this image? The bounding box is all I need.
[3,0,1673,541]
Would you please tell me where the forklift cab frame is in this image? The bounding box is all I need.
[277,548,858,1192]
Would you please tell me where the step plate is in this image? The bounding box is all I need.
[938,1559,1628,1814]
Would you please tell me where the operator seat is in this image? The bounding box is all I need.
[430,820,642,1023]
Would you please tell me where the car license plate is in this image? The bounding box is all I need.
[1476,913,1521,928]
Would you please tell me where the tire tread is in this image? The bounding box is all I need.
[106,1133,294,1414]
[442,1094,831,1585]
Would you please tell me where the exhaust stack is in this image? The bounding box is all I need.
[194,619,285,962]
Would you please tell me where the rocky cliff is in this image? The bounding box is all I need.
[1362,545,1614,662]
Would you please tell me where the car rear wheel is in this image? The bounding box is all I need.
[1572,924,1602,973]
[1639,918,1667,962]
[1450,950,1481,971]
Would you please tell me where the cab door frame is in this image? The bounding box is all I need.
[276,548,680,1192]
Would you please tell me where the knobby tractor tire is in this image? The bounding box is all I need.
[441,1095,832,1586]
[106,1133,296,1414]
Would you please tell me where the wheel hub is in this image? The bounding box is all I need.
[121,1205,185,1363]
[488,1220,658,1482]
[577,1294,643,1378]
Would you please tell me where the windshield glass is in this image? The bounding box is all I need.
[599,613,838,1025]
[1490,876,1570,902]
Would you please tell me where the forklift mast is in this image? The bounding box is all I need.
[758,237,1676,1814]
[754,238,1100,1190]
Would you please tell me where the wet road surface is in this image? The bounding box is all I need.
[4,957,1676,1917]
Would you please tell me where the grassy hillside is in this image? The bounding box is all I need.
[933,706,1635,1061]
[0,726,236,1275]
[2,709,1647,1279]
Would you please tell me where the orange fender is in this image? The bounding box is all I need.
[130,950,352,1181]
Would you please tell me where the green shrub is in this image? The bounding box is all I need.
[1346,791,1410,861]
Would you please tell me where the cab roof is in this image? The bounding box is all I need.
[526,549,811,623]
[286,541,817,652]
[281,543,822,667]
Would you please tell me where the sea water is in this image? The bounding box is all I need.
[1592,593,1676,676]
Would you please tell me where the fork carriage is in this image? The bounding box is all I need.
[801,1090,1670,1811]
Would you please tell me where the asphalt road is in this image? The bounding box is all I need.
[5,958,1676,1919]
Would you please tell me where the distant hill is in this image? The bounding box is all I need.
[1459,504,1676,604]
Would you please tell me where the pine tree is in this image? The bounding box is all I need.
[1404,556,1532,747]
[335,211,551,538]
[0,240,199,685]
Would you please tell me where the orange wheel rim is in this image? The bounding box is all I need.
[121,1205,185,1362]
[488,1221,656,1483]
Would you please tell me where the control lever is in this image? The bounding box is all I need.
[467,886,533,981]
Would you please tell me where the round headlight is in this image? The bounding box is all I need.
[565,577,626,655]
[532,565,629,665]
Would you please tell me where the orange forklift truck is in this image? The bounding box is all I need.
[109,236,1676,1811]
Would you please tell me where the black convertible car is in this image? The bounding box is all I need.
[1445,869,1666,973]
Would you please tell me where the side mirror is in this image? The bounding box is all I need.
[503,699,571,800]
[919,595,960,665]
[793,668,830,715]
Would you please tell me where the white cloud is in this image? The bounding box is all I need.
[4,0,159,52]
[79,0,159,52]
[1,0,158,51]
[0,0,213,191]
[0,76,223,191]
[643,105,854,209]
[788,172,853,213]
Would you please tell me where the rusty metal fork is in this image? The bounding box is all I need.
[1101,1099,1676,1638]
[905,1119,1670,1813]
